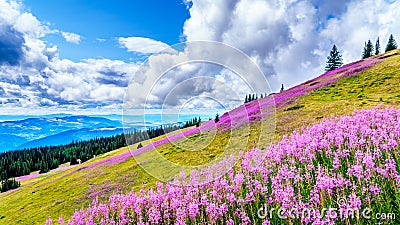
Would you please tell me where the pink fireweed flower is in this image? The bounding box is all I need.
[385,159,397,173]
[226,218,234,225]
[369,185,381,196]
[187,202,199,219]
[362,152,375,169]
[234,173,245,186]
[45,217,53,225]
[348,165,364,179]
[333,157,341,170]
[58,217,65,225]
[54,106,400,225]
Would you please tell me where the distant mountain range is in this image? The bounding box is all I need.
[0,113,214,152]
[16,127,125,150]
[0,115,123,152]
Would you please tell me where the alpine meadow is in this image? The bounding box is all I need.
[1,0,400,225]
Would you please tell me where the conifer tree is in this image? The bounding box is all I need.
[375,37,380,55]
[325,44,343,71]
[362,40,374,59]
[362,42,367,59]
[196,117,201,127]
[385,34,398,52]
[1,178,20,192]
[215,113,220,123]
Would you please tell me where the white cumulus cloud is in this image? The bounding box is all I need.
[0,0,138,114]
[61,31,81,44]
[2,0,400,113]
[182,0,400,90]
[118,37,171,54]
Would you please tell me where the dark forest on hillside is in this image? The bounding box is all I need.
[0,117,201,192]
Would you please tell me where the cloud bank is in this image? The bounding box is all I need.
[1,0,400,114]
[0,0,139,114]
[182,0,400,89]
[124,0,400,112]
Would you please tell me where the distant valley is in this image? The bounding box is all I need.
[0,115,123,152]
[0,114,213,152]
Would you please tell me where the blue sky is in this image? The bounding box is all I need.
[0,0,399,115]
[24,0,190,61]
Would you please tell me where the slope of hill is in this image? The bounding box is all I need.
[52,106,400,224]
[0,50,399,224]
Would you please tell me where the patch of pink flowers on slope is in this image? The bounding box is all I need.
[76,57,382,171]
[49,106,400,224]
[271,57,381,108]
[16,164,79,182]
[75,124,219,171]
[15,173,40,182]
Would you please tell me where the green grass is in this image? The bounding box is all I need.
[0,50,399,224]
[0,148,146,224]
[0,130,185,224]
[274,50,400,138]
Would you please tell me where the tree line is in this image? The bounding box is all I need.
[0,117,201,192]
[244,93,269,103]
[0,134,127,181]
[362,34,397,59]
[242,35,398,99]
[326,34,398,71]
[181,117,202,128]
[1,178,20,193]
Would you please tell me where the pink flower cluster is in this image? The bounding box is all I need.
[48,106,400,224]
[271,57,382,108]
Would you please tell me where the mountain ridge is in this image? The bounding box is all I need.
[0,115,122,152]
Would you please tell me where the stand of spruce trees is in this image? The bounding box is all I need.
[0,117,201,192]
[1,178,21,193]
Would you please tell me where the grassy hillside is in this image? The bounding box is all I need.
[0,50,399,224]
